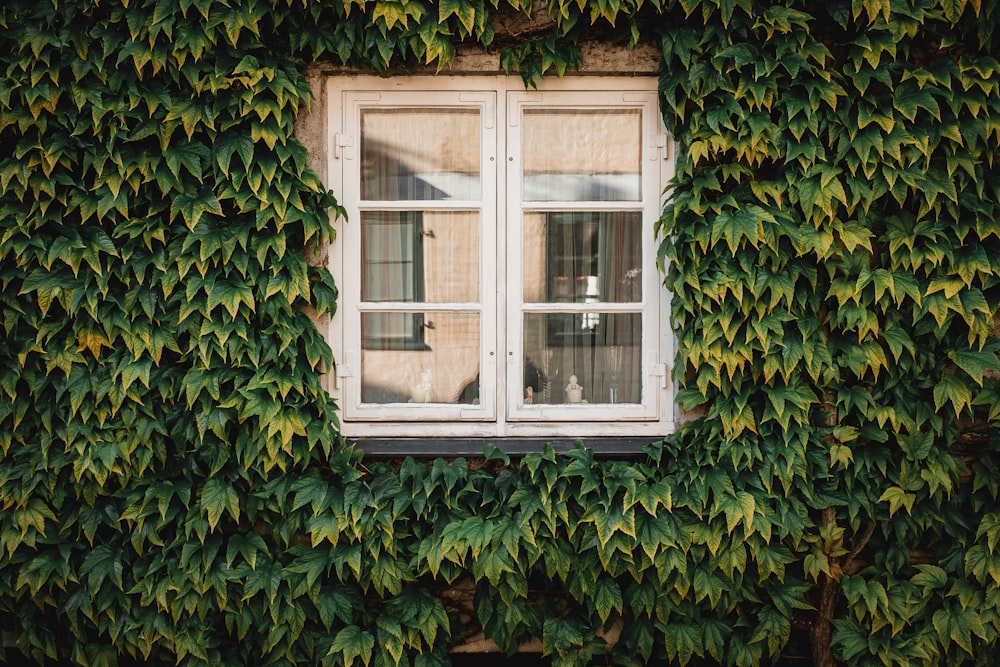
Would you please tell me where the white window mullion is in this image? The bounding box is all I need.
[479,91,499,423]
[504,88,527,423]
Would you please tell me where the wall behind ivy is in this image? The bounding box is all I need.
[1,1,998,666]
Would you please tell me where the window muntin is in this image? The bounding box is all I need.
[329,77,673,438]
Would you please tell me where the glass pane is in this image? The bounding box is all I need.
[362,211,479,303]
[523,212,642,303]
[522,312,641,405]
[361,312,481,404]
[522,109,641,201]
[361,108,481,201]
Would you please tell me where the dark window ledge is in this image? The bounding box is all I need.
[349,437,661,457]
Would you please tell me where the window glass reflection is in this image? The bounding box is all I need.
[522,109,641,201]
[361,312,481,404]
[522,211,642,304]
[361,109,481,201]
[362,211,480,303]
[522,313,641,405]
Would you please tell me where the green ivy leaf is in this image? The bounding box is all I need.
[948,343,1000,385]
[542,616,584,654]
[226,532,268,570]
[878,486,917,517]
[438,0,476,34]
[329,624,375,666]
[81,545,125,594]
[593,578,623,623]
[200,478,240,531]
[662,622,700,666]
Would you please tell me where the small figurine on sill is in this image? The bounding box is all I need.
[565,375,583,403]
[524,386,533,404]
[411,368,432,403]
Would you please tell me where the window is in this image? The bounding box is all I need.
[327,76,675,440]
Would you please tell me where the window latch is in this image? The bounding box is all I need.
[651,134,670,160]
[334,133,355,159]
[333,365,353,390]
[649,362,670,388]
[333,354,356,390]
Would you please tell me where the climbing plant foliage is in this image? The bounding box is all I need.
[0,0,998,666]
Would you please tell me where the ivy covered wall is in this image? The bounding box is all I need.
[1,1,998,666]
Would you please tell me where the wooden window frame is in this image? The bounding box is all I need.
[327,75,676,445]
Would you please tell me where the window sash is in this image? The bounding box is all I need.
[337,90,496,422]
[505,89,665,422]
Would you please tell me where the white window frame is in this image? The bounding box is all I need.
[327,75,676,440]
